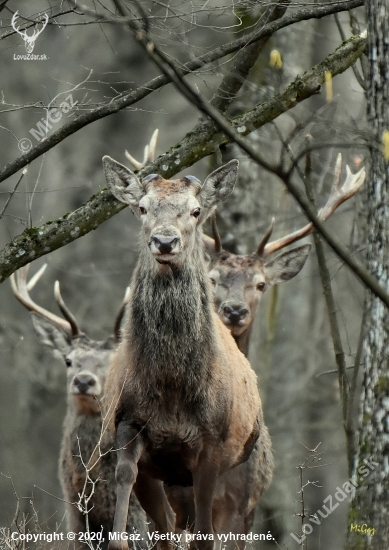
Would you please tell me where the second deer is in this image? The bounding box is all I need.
[11,266,147,549]
[203,155,365,355]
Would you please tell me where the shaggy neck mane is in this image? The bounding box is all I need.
[126,231,215,399]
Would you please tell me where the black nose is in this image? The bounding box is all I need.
[151,234,179,254]
[73,374,96,394]
[223,305,249,324]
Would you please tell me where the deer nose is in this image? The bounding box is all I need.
[73,374,96,394]
[151,234,180,255]
[223,305,249,324]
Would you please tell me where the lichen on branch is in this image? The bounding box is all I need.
[0,33,366,283]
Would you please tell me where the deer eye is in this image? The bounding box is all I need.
[210,278,216,286]
[191,208,201,218]
[139,206,147,215]
[256,282,266,292]
[65,358,72,368]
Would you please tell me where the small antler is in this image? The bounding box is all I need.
[114,286,131,341]
[211,213,222,253]
[11,265,75,334]
[256,218,275,256]
[54,281,83,337]
[259,154,365,257]
[125,129,159,171]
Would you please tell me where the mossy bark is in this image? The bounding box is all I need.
[0,33,366,283]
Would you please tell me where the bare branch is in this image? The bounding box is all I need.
[0,0,364,185]
[0,32,368,284]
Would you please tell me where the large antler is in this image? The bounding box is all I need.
[259,154,365,257]
[11,12,28,39]
[32,12,49,38]
[125,129,159,171]
[11,264,79,334]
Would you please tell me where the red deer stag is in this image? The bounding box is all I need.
[102,157,268,550]
[203,155,366,356]
[123,135,273,546]
[11,265,147,550]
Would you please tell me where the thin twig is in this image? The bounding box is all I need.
[304,145,352,475]
[0,169,27,221]
[0,0,364,185]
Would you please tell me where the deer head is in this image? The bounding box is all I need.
[11,265,129,414]
[11,11,48,54]
[103,157,239,269]
[203,155,365,355]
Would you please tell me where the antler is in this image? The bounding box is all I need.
[114,286,131,341]
[54,281,83,337]
[10,264,76,334]
[32,12,49,38]
[11,12,27,38]
[11,11,48,38]
[211,213,222,253]
[259,154,365,257]
[125,129,159,171]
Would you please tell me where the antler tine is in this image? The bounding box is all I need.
[211,212,222,253]
[148,129,159,161]
[124,150,144,171]
[27,263,47,291]
[114,286,131,341]
[256,218,275,257]
[54,281,83,337]
[10,265,72,333]
[124,128,159,171]
[318,162,366,221]
[263,157,366,257]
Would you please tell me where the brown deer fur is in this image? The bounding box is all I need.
[103,158,270,550]
[207,246,311,356]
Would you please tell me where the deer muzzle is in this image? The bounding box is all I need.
[150,230,181,257]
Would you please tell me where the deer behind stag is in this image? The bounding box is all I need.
[203,155,366,356]
[11,266,147,549]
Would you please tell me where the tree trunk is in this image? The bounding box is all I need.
[346,2,389,549]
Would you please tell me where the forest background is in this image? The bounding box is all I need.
[0,1,384,549]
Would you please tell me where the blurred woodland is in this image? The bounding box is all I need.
[1,1,387,549]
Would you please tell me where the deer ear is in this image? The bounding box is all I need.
[263,244,311,286]
[199,160,239,218]
[103,156,144,212]
[31,312,72,357]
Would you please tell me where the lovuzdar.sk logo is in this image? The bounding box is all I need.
[12,11,49,60]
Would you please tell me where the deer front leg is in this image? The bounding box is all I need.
[191,459,219,550]
[109,421,144,550]
[134,473,176,550]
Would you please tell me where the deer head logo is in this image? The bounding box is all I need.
[11,11,48,54]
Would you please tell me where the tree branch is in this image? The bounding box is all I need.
[0,32,367,284]
[132,23,389,309]
[0,0,364,185]
[211,0,291,114]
